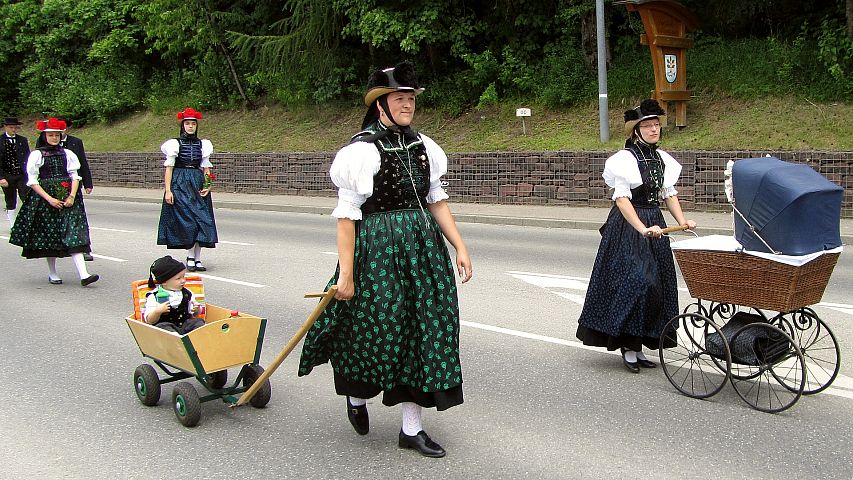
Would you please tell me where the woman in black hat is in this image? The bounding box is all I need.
[298,62,472,458]
[9,118,98,286]
[157,108,218,272]
[575,99,695,373]
[1,116,30,226]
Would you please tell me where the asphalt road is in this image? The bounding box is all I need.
[1,199,852,479]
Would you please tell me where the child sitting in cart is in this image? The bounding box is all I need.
[143,255,205,334]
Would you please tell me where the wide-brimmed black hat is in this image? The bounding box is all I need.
[2,117,23,126]
[624,99,667,139]
[363,61,425,106]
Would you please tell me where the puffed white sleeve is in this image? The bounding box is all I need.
[420,133,450,203]
[200,139,214,168]
[329,142,381,220]
[64,149,82,181]
[602,150,642,200]
[160,139,179,167]
[659,150,683,199]
[25,150,45,186]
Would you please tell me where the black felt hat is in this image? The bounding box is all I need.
[2,117,23,126]
[148,255,186,288]
[363,61,425,106]
[624,99,667,139]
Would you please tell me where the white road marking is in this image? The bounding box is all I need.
[321,251,338,256]
[197,273,266,288]
[0,235,7,240]
[219,240,255,246]
[90,227,135,233]
[816,302,853,316]
[460,319,853,400]
[91,253,128,262]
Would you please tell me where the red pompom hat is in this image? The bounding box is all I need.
[35,117,67,132]
[176,107,203,121]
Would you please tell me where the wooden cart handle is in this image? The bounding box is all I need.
[234,285,338,407]
[661,225,691,234]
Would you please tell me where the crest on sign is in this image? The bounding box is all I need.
[664,54,677,83]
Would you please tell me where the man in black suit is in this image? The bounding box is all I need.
[0,116,30,226]
[59,118,95,261]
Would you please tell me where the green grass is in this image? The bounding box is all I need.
[60,95,852,153]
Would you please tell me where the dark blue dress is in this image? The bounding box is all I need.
[157,137,218,250]
[576,143,679,351]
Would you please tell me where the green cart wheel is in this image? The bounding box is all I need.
[172,382,201,427]
[242,364,272,408]
[133,364,161,406]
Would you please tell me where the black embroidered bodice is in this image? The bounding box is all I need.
[174,137,203,169]
[147,288,193,326]
[354,121,430,215]
[38,147,71,182]
[625,141,665,207]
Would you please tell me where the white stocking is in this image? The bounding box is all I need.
[636,350,649,361]
[348,396,366,407]
[47,257,59,280]
[186,248,195,262]
[71,253,90,279]
[623,350,638,363]
[401,402,423,436]
[193,243,202,262]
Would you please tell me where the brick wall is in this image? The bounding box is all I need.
[88,150,853,216]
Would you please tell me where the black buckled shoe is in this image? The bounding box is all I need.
[186,257,196,272]
[193,260,207,272]
[620,348,640,374]
[81,274,99,287]
[398,430,446,458]
[636,357,657,368]
[346,397,369,435]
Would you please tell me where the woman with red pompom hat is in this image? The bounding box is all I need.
[156,108,217,271]
[9,118,98,286]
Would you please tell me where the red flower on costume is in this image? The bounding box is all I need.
[35,118,68,132]
[61,181,70,189]
[176,108,203,121]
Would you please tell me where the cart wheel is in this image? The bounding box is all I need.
[659,313,731,399]
[242,364,271,408]
[133,364,161,406]
[772,309,840,395]
[172,382,202,427]
[729,323,805,413]
[209,370,228,390]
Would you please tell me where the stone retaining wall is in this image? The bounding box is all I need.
[88,150,853,215]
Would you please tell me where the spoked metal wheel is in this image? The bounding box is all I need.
[729,323,805,413]
[659,313,731,399]
[772,308,840,394]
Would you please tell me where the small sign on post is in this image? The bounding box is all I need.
[516,107,531,135]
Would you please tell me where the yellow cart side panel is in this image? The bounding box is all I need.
[125,316,195,372]
[188,315,264,373]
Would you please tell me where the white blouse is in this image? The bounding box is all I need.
[329,133,450,220]
[602,148,682,201]
[160,138,214,168]
[25,149,82,186]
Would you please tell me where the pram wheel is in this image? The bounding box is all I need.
[659,313,731,399]
[172,382,202,427]
[771,308,840,395]
[242,364,272,408]
[133,364,161,406]
[729,323,805,413]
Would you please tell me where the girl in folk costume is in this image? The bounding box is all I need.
[9,118,98,286]
[157,108,217,271]
[298,62,473,458]
[575,99,696,373]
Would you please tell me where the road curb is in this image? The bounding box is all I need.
[90,194,851,243]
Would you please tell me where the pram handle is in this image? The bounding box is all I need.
[661,225,691,234]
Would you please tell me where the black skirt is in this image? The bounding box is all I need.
[576,205,678,351]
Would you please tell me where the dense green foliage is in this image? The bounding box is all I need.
[1,0,850,124]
